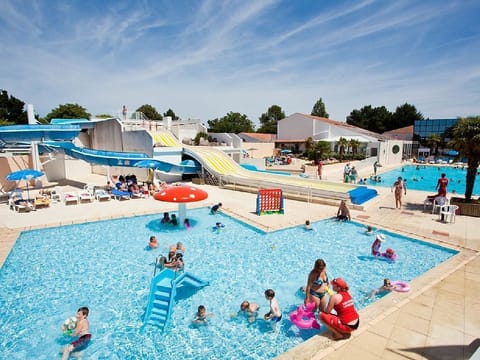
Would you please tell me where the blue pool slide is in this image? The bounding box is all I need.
[142,269,209,332]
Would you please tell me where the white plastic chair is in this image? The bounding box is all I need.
[432,196,449,214]
[439,205,459,223]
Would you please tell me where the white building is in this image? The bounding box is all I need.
[276,113,404,165]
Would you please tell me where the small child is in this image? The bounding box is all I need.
[176,241,186,255]
[170,214,178,226]
[160,212,170,224]
[210,202,222,214]
[61,307,91,360]
[365,225,374,234]
[304,220,313,231]
[367,278,395,299]
[192,305,214,324]
[184,218,192,229]
[148,235,158,249]
[263,289,282,329]
[239,300,260,323]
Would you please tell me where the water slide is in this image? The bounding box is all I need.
[142,269,209,331]
[0,125,199,173]
[151,130,376,203]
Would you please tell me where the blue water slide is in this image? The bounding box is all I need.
[142,269,209,331]
[44,142,200,173]
[0,124,81,142]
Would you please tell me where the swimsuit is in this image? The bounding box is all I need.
[71,334,91,350]
[309,274,329,299]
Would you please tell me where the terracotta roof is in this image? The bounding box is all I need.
[238,132,276,142]
[382,125,413,141]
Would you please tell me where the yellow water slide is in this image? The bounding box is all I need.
[148,129,355,197]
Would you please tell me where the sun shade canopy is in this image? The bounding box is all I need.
[153,185,208,203]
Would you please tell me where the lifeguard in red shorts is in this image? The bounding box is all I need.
[436,173,448,197]
[320,278,359,340]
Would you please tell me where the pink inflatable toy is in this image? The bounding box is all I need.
[289,301,320,330]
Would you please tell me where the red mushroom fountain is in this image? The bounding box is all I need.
[153,185,208,224]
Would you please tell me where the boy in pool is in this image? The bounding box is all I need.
[239,300,260,323]
[210,202,222,214]
[367,278,395,299]
[192,305,214,324]
[304,220,313,231]
[263,289,282,330]
[62,307,91,360]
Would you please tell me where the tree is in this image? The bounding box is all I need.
[0,89,27,125]
[427,134,441,156]
[207,112,255,133]
[390,103,424,131]
[44,103,91,123]
[336,137,349,161]
[257,105,285,133]
[311,98,329,118]
[348,138,361,155]
[448,116,480,201]
[95,114,114,118]
[347,105,392,133]
[163,108,178,120]
[136,104,162,120]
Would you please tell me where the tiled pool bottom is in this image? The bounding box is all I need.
[0,208,458,359]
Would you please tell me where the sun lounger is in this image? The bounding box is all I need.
[8,194,34,212]
[111,188,131,200]
[34,196,50,208]
[95,189,111,201]
[78,190,93,203]
[64,192,79,205]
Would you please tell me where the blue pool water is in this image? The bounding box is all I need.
[371,164,479,196]
[0,208,458,359]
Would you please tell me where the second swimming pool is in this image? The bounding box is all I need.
[0,208,458,359]
[371,164,479,196]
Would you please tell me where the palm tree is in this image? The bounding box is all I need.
[336,137,349,161]
[349,139,361,155]
[448,116,480,201]
[427,134,441,156]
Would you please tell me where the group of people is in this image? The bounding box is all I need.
[159,212,192,229]
[156,242,186,271]
[343,163,358,184]
[304,259,360,340]
[110,174,142,194]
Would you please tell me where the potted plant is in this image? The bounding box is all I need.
[448,116,480,216]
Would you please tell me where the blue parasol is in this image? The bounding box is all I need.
[447,150,459,156]
[6,169,44,200]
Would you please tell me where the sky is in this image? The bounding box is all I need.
[1,0,479,127]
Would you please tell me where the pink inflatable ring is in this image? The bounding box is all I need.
[289,302,320,330]
[391,280,410,292]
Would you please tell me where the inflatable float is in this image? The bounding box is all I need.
[391,280,410,292]
[289,302,320,330]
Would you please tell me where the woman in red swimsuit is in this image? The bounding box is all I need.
[436,173,448,197]
[320,278,359,340]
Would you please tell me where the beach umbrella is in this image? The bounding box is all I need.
[6,169,44,200]
[153,185,208,224]
[281,149,292,154]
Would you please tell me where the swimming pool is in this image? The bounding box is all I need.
[371,164,479,196]
[0,208,458,359]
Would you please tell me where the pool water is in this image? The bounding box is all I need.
[370,164,479,196]
[0,208,458,359]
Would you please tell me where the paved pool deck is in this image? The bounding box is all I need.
[0,162,479,360]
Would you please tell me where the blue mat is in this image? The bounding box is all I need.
[349,186,378,205]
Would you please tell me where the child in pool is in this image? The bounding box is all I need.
[192,305,214,324]
[148,235,158,249]
[61,307,91,360]
[367,278,395,299]
[365,225,374,234]
[184,218,192,229]
[263,289,282,330]
[304,220,313,231]
[239,300,260,323]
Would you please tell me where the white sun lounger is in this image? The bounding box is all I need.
[95,189,111,201]
[64,192,79,205]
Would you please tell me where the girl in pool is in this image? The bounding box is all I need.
[184,218,192,229]
[304,259,329,312]
[366,278,395,299]
[160,212,170,224]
